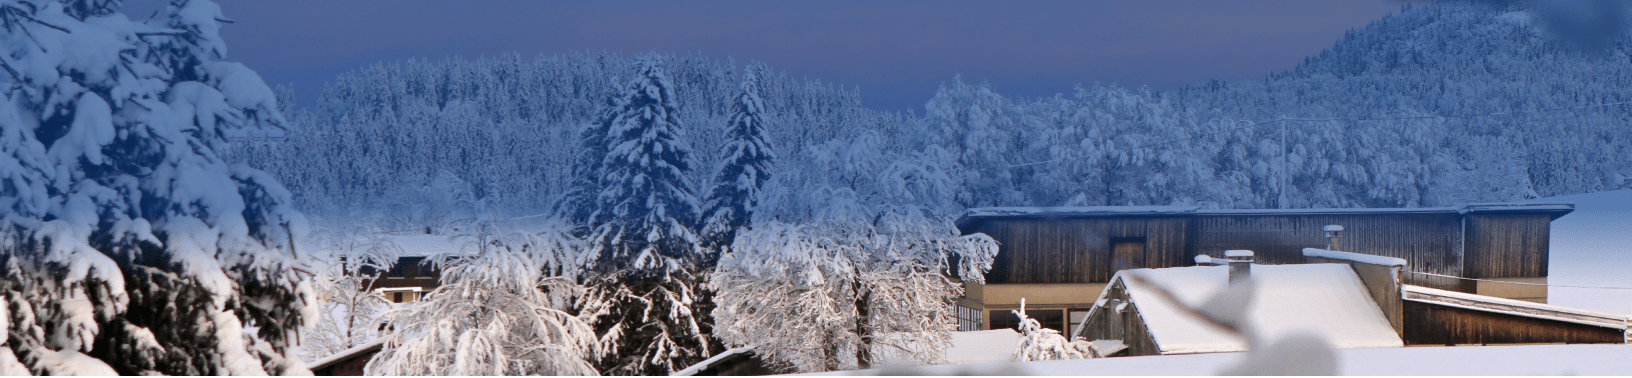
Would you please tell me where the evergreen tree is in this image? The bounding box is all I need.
[0,0,311,374]
[701,62,775,250]
[573,57,714,375]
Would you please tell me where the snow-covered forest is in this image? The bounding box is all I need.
[5,0,1632,375]
[232,2,1632,225]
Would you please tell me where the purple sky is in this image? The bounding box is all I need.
[126,1,1414,111]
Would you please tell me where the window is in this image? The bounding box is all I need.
[1068,309,1092,336]
[989,309,1065,332]
[953,304,984,331]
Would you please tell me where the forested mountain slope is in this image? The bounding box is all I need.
[229,1,1632,227]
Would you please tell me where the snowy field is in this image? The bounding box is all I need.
[1529,189,1632,314]
[814,344,1632,376]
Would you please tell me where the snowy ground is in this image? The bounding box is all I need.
[1528,189,1632,314]
[812,344,1632,375]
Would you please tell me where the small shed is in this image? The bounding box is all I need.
[1074,263,1404,356]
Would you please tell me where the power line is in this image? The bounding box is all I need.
[1405,270,1632,290]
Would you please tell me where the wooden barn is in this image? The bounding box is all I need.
[1071,249,1627,356]
[952,203,1573,332]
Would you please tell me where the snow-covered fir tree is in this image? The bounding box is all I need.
[568,57,715,375]
[700,62,775,250]
[366,223,602,375]
[0,0,312,375]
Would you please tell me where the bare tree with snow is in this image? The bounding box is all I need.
[1009,299,1096,361]
[301,227,401,361]
[711,210,998,372]
[365,222,602,376]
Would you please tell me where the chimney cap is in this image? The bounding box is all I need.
[1324,225,1344,232]
[1225,250,1254,258]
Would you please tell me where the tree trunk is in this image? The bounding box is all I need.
[853,276,872,370]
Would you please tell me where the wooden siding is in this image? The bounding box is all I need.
[1464,214,1551,278]
[1402,301,1625,345]
[970,217,1190,284]
[1076,281,1161,356]
[1193,213,1466,291]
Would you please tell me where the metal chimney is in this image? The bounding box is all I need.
[1225,250,1253,284]
[1324,225,1344,250]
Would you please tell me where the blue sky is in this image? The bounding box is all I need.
[126,0,1415,111]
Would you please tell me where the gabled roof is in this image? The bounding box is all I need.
[1107,263,1403,355]
[956,203,1574,229]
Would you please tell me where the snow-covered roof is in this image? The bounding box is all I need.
[957,203,1574,228]
[305,339,386,372]
[1401,285,1629,329]
[956,206,1200,225]
[1302,248,1408,267]
[380,234,473,257]
[1112,263,1403,355]
[944,329,1020,364]
[672,344,757,376]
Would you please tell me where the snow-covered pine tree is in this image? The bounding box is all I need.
[0,0,312,375]
[366,223,602,376]
[558,92,616,225]
[571,57,714,375]
[700,62,775,251]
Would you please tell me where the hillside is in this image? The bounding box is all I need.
[229,1,1632,227]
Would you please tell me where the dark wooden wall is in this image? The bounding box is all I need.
[1464,214,1550,278]
[966,210,1556,293]
[970,217,1190,284]
[1193,213,1461,269]
[1402,301,1625,345]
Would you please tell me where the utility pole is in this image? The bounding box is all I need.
[1279,118,1288,209]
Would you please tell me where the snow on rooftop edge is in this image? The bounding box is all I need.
[1303,248,1407,267]
[305,339,385,371]
[1117,264,1402,355]
[961,206,1201,217]
[959,203,1573,221]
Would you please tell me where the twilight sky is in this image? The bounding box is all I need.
[126,1,1415,111]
